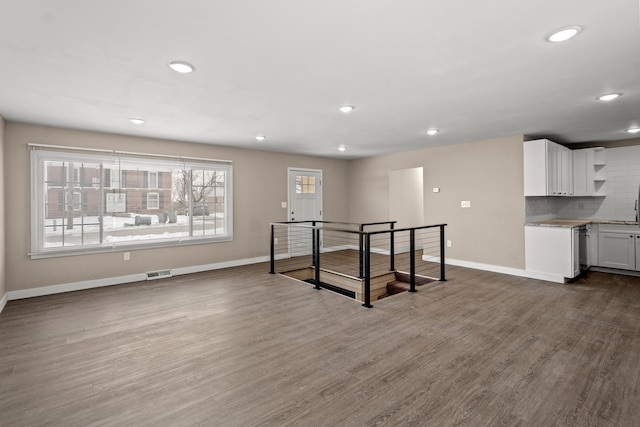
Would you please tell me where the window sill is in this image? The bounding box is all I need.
[29,235,233,259]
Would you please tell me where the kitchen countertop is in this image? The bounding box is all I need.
[527,218,640,228]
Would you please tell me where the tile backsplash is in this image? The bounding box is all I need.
[525,197,559,222]
[525,145,640,222]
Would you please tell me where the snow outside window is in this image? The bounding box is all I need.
[30,148,233,258]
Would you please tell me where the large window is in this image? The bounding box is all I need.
[30,147,233,258]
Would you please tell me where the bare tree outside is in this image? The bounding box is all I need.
[171,169,222,213]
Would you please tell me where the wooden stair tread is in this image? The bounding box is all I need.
[386,272,434,295]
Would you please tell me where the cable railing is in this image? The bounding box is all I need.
[269,221,447,307]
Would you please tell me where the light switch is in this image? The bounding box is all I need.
[281,202,287,208]
[461,201,471,208]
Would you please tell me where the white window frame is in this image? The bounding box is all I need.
[147,192,160,210]
[148,171,158,189]
[64,191,82,212]
[30,147,233,259]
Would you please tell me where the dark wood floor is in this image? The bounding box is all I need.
[1,264,640,426]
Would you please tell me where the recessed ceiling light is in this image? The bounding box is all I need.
[425,129,439,136]
[255,135,266,141]
[338,145,347,151]
[168,60,195,73]
[129,118,145,125]
[597,93,622,101]
[627,128,640,134]
[547,26,582,42]
[337,105,355,113]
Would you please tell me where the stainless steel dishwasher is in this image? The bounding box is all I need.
[578,224,590,270]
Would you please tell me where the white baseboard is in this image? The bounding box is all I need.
[424,255,565,284]
[5,252,568,303]
[7,255,276,301]
[8,273,148,300]
[320,244,356,253]
[171,255,272,276]
[0,292,7,314]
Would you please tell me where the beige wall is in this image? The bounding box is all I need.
[3,123,528,293]
[4,122,349,292]
[348,135,526,269]
[0,116,5,299]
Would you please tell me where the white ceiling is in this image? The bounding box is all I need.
[1,1,639,159]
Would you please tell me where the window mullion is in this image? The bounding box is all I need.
[188,169,193,237]
[99,163,104,244]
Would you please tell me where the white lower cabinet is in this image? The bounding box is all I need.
[598,232,635,270]
[597,224,640,271]
[525,226,579,280]
[636,235,640,271]
[526,222,640,281]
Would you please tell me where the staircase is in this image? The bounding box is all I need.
[386,271,433,296]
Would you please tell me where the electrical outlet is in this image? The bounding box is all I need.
[447,240,452,248]
[124,252,130,261]
[461,201,471,208]
[281,202,287,208]
[432,187,440,193]
[274,238,279,245]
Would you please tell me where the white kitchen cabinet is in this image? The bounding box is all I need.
[572,149,588,196]
[573,147,606,196]
[525,225,579,280]
[560,146,573,196]
[597,224,637,270]
[636,235,640,271]
[524,139,573,196]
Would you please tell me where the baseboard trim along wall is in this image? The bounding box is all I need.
[0,293,7,315]
[7,255,275,301]
[424,256,566,284]
[4,253,566,304]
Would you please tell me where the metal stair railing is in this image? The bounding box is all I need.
[269,221,447,307]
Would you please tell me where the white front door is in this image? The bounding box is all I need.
[289,168,322,222]
[288,168,323,255]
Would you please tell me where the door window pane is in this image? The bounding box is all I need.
[296,175,316,194]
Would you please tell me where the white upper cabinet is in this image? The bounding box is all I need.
[524,139,574,196]
[573,147,606,196]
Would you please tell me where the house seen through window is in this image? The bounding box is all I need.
[30,147,233,257]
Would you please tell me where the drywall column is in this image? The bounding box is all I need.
[0,115,6,312]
